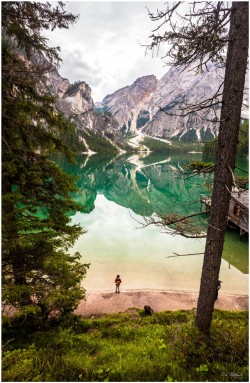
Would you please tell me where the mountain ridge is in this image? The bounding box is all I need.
[44,63,130,154]
[44,57,248,152]
[97,61,248,142]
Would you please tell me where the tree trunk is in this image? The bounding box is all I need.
[195,2,248,333]
[2,175,30,297]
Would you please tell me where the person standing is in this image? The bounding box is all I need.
[115,275,122,293]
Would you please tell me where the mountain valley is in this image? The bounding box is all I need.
[45,59,248,154]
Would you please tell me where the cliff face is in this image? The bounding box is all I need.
[97,75,157,135]
[44,66,128,153]
[45,58,248,147]
[97,61,248,142]
[144,61,224,141]
[45,67,95,130]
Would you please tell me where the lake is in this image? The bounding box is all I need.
[57,151,248,295]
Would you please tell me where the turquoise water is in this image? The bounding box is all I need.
[57,152,248,294]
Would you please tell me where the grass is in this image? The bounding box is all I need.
[2,309,248,382]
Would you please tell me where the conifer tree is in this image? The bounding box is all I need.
[146,1,248,332]
[2,2,89,322]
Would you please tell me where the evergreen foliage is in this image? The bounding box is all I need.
[236,120,249,158]
[203,120,249,158]
[187,161,215,171]
[202,137,219,157]
[64,81,85,97]
[2,2,89,322]
[147,2,230,68]
[142,137,203,153]
[80,130,119,154]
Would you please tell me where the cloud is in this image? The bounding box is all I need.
[44,1,169,101]
[58,49,103,87]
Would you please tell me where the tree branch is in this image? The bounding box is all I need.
[130,210,208,239]
[167,252,204,258]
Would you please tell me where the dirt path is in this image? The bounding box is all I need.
[74,290,248,318]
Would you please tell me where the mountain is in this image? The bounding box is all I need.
[44,56,248,151]
[44,63,130,154]
[96,75,157,135]
[97,61,248,142]
[144,61,223,141]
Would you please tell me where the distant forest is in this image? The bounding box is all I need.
[203,120,249,158]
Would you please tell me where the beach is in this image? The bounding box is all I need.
[74,289,248,318]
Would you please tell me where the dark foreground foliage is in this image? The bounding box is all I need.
[2,309,248,382]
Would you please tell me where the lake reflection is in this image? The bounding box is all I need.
[57,152,248,294]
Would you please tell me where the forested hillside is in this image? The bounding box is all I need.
[203,120,249,158]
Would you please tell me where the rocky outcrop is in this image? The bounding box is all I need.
[44,57,248,147]
[24,52,249,149]
[97,61,248,141]
[45,66,95,131]
[44,65,129,153]
[144,61,224,141]
[98,75,157,135]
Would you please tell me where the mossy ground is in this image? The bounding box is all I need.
[2,309,248,382]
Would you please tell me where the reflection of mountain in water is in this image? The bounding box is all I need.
[55,152,248,274]
[56,152,212,220]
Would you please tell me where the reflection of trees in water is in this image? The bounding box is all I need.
[222,229,248,274]
[56,153,213,219]
[55,153,248,272]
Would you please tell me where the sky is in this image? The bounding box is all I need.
[44,1,170,102]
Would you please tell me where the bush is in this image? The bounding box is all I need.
[2,345,42,382]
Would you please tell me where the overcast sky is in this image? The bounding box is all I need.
[44,1,170,102]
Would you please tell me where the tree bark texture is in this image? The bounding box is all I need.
[195,2,249,333]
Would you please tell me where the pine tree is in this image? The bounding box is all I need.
[2,2,89,322]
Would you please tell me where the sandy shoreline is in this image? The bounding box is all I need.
[74,289,249,318]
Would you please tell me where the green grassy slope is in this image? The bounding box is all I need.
[2,309,248,382]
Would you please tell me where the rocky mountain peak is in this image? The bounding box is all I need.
[61,81,94,117]
[144,61,225,141]
[44,64,95,131]
[43,54,248,152]
[97,62,232,141]
[98,75,157,135]
[43,59,130,153]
